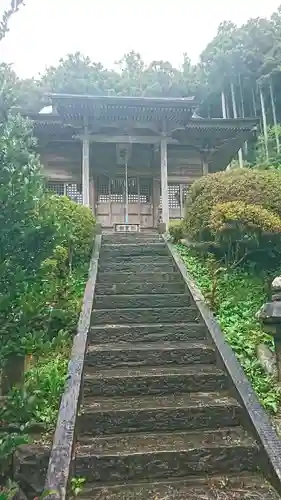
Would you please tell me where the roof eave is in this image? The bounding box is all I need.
[47,93,199,108]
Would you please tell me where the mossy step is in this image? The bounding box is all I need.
[99,255,171,264]
[88,323,207,343]
[94,293,192,310]
[78,391,242,435]
[74,427,258,481]
[91,307,200,325]
[95,281,187,296]
[85,341,215,368]
[98,262,176,273]
[101,244,168,256]
[83,364,228,396]
[102,236,161,244]
[76,473,281,499]
[97,272,181,283]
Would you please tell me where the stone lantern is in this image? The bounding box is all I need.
[256,276,281,382]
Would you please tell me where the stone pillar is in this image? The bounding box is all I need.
[160,138,169,230]
[256,276,281,382]
[82,136,90,207]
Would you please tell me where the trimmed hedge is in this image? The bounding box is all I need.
[184,169,281,266]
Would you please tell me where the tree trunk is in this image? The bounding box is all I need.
[270,80,280,154]
[230,82,243,168]
[221,90,227,118]
[239,74,248,156]
[259,85,269,162]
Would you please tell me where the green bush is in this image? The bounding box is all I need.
[0,115,57,359]
[209,200,281,264]
[185,169,281,266]
[169,219,184,242]
[46,195,95,268]
[3,197,96,353]
[0,115,95,359]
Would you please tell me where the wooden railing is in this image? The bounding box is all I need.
[44,235,102,499]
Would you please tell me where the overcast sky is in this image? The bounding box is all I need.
[1,0,281,78]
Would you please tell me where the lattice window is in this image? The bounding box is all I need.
[139,177,152,204]
[66,183,83,204]
[168,184,180,208]
[160,183,188,214]
[182,186,188,204]
[47,181,65,196]
[111,177,124,203]
[128,177,138,203]
[97,176,110,203]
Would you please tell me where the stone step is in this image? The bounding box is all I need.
[98,262,176,273]
[85,341,215,369]
[75,473,281,499]
[78,391,242,435]
[97,272,181,283]
[99,255,171,264]
[88,323,207,343]
[95,281,187,296]
[83,364,228,397]
[91,307,200,325]
[94,293,192,310]
[74,427,258,482]
[101,243,168,257]
[102,235,161,244]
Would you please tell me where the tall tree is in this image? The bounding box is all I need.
[0,0,24,42]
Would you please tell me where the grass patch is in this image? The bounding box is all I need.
[176,244,281,414]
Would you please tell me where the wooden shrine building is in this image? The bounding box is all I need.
[27,94,257,230]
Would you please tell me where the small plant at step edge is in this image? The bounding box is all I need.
[70,477,86,497]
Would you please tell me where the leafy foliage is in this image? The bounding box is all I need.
[0,190,94,479]
[46,194,95,267]
[0,1,96,492]
[177,245,281,413]
[185,169,281,266]
[168,219,185,243]
[256,124,281,167]
[0,112,57,359]
[209,200,281,265]
[0,0,25,43]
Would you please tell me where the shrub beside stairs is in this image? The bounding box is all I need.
[72,232,280,499]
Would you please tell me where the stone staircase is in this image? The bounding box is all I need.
[74,232,280,499]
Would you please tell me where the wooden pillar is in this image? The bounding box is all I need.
[160,138,169,230]
[89,178,95,215]
[153,177,161,228]
[82,136,90,207]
